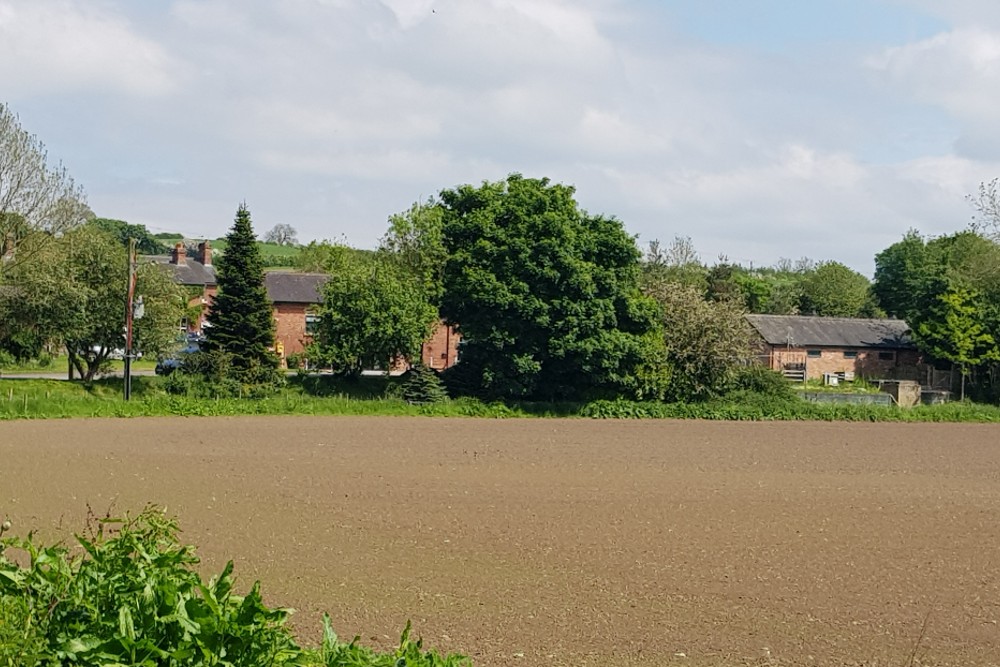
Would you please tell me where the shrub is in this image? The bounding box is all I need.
[399,364,448,404]
[727,365,800,402]
[0,507,470,667]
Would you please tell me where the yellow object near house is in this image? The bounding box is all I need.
[276,341,285,358]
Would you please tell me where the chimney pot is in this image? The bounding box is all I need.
[198,240,212,266]
[172,242,187,265]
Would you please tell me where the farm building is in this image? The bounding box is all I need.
[745,314,921,382]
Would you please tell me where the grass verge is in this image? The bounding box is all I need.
[1,376,999,422]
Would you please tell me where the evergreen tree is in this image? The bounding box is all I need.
[204,204,279,381]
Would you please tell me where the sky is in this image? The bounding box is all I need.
[4,0,1000,275]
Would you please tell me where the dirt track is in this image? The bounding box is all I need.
[3,417,1000,666]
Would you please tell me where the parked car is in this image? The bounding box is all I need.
[155,341,200,375]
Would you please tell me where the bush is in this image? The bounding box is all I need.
[0,507,470,667]
[399,364,448,404]
[727,365,800,402]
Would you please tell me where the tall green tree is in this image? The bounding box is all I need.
[914,286,1000,400]
[203,204,280,382]
[309,254,437,376]
[439,174,668,401]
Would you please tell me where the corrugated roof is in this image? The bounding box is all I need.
[745,314,914,349]
[264,272,328,303]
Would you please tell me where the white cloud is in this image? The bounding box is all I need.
[0,0,178,98]
[8,0,1000,274]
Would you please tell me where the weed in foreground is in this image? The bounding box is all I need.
[0,506,469,667]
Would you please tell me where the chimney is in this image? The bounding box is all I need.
[198,240,212,266]
[171,242,187,265]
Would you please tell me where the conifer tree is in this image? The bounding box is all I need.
[204,204,279,378]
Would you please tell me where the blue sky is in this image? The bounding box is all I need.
[3,0,1000,274]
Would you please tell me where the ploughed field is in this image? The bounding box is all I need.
[3,417,1000,666]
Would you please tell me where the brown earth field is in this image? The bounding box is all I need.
[3,417,1000,667]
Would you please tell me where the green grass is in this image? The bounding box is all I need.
[1,376,999,422]
[0,356,157,376]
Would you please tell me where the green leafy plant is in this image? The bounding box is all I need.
[0,506,470,667]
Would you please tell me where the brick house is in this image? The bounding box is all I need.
[745,314,922,382]
[264,272,326,360]
[263,271,460,371]
[154,247,459,370]
[149,241,217,332]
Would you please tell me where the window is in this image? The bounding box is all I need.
[305,311,320,336]
[843,350,858,359]
[878,351,895,361]
[807,349,821,358]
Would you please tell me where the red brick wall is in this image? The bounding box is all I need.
[273,302,312,360]
[421,321,460,370]
[765,345,921,381]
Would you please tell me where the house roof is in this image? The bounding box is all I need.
[745,314,915,349]
[264,272,328,303]
[146,256,217,287]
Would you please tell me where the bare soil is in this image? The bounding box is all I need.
[3,417,1000,666]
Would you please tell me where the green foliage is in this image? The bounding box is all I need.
[439,174,666,401]
[296,241,374,273]
[0,506,299,666]
[0,507,469,667]
[4,376,1000,422]
[203,204,282,389]
[379,200,447,305]
[0,102,90,281]
[875,230,1000,400]
[640,236,707,292]
[798,261,880,317]
[398,364,448,404]
[914,286,1000,399]
[727,365,799,402]
[87,218,168,255]
[310,253,437,376]
[644,281,754,402]
[0,225,184,380]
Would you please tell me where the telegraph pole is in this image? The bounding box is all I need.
[124,238,137,401]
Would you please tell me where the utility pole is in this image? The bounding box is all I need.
[124,238,138,401]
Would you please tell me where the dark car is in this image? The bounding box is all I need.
[155,341,200,375]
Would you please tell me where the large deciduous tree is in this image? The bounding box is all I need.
[439,174,667,401]
[0,225,183,380]
[874,229,1000,401]
[0,103,90,278]
[203,204,280,383]
[263,223,298,246]
[309,254,437,376]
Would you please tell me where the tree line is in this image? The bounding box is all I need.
[3,101,1000,402]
